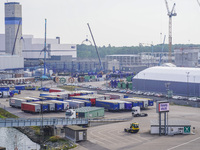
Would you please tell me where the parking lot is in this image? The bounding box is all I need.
[0,81,200,150]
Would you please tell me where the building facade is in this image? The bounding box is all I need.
[174,48,199,67]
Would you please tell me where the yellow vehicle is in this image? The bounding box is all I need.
[124,122,139,133]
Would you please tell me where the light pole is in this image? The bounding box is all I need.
[193,76,196,96]
[186,72,190,98]
[165,82,170,99]
[143,73,145,92]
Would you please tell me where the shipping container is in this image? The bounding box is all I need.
[9,98,27,108]
[43,95,64,101]
[64,100,85,109]
[132,97,154,106]
[31,102,49,112]
[15,85,25,90]
[21,102,41,113]
[95,100,119,111]
[76,107,104,118]
[69,95,96,106]
[2,91,10,98]
[23,97,40,102]
[104,93,124,99]
[122,98,148,109]
[49,88,65,93]
[0,87,9,91]
[45,100,63,111]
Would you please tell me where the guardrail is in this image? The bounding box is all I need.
[0,117,89,127]
[89,117,133,122]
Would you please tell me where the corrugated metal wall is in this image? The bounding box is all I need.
[132,78,200,97]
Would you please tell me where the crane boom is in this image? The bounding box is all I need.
[87,23,103,71]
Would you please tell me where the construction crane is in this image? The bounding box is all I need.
[164,0,177,63]
[87,23,103,72]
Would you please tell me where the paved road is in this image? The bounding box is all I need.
[75,105,200,150]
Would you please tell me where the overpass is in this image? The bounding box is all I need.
[0,117,88,127]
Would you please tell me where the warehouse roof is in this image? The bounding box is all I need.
[66,125,87,131]
[134,66,200,83]
[76,107,104,113]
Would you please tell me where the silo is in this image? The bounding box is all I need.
[5,2,22,56]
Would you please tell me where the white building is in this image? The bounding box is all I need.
[0,34,77,59]
[174,48,199,67]
[151,119,191,135]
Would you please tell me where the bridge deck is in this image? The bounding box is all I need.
[0,118,88,127]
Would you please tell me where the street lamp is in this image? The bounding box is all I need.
[186,72,190,98]
[165,82,170,99]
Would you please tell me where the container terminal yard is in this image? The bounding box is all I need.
[0,1,200,150]
[0,80,199,150]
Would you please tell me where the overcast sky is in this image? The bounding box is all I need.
[0,0,200,46]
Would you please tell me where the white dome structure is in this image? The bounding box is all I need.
[135,66,200,83]
[132,66,200,97]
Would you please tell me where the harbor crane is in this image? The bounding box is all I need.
[164,0,177,63]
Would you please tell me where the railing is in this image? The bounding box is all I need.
[89,117,133,122]
[0,117,88,127]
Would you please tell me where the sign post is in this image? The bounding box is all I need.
[156,101,169,135]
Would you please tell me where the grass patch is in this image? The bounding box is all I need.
[30,126,41,135]
[0,108,18,118]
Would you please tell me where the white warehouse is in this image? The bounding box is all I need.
[0,34,77,59]
[132,65,200,97]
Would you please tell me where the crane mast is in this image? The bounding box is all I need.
[164,0,176,63]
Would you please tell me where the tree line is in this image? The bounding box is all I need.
[77,44,200,59]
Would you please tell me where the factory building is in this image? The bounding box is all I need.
[22,35,77,59]
[105,55,141,70]
[132,65,200,97]
[174,48,199,67]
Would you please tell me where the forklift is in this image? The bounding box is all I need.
[124,122,139,133]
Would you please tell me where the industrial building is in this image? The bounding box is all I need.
[22,35,77,59]
[0,2,24,79]
[132,65,200,97]
[174,48,199,67]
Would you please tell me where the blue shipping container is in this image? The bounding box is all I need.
[124,102,132,110]
[0,87,9,91]
[148,100,154,106]
[15,86,25,90]
[96,100,119,111]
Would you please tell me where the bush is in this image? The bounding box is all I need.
[49,136,62,142]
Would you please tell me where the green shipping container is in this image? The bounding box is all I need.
[122,82,126,89]
[117,82,122,89]
[128,82,132,90]
[126,76,133,82]
[76,107,104,118]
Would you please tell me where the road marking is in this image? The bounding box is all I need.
[167,136,200,150]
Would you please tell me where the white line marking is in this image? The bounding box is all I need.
[167,136,200,150]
